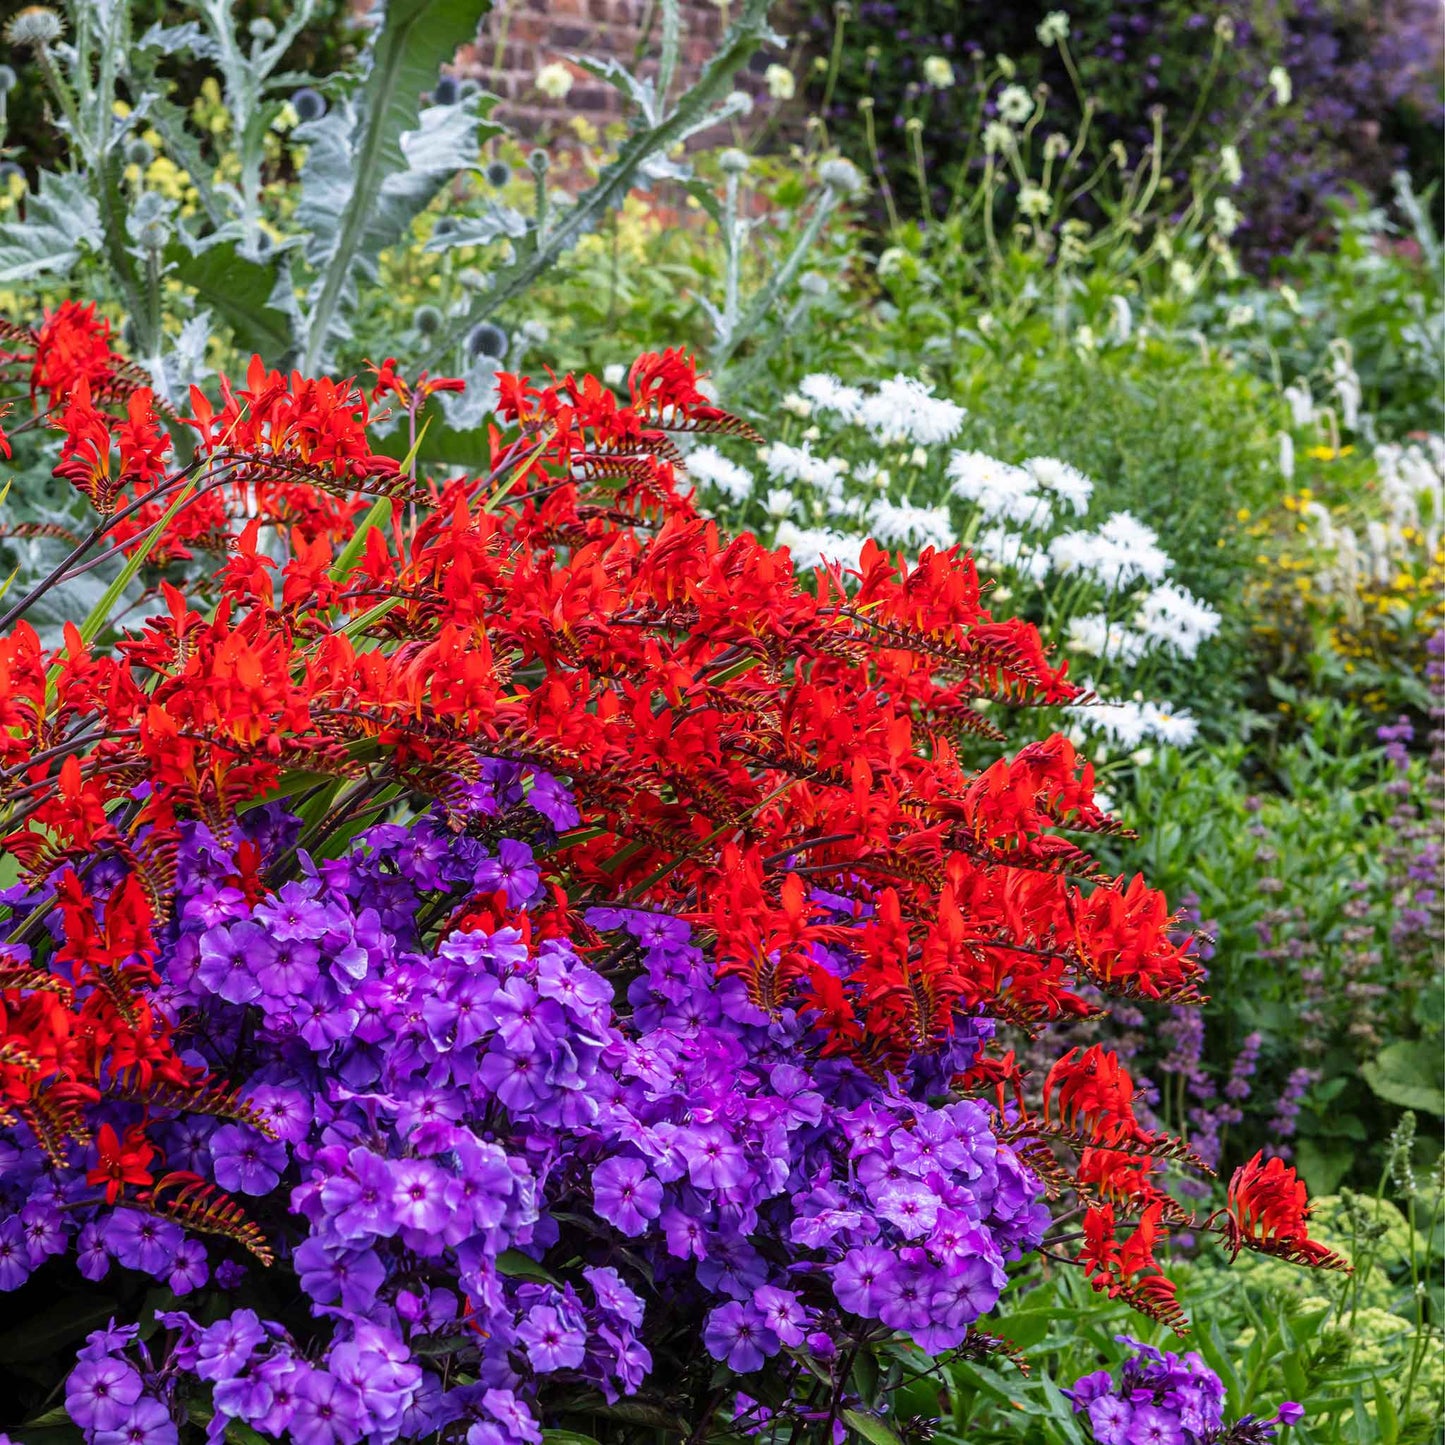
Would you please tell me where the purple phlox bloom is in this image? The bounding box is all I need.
[196,920,272,1004]
[288,1367,366,1445]
[0,1214,31,1290]
[104,1210,183,1277]
[527,771,580,831]
[680,1124,747,1191]
[393,1158,451,1243]
[830,1245,894,1318]
[875,1258,934,1333]
[584,1265,645,1328]
[1128,1404,1184,1445]
[66,1356,145,1432]
[592,1156,664,1236]
[875,1178,942,1238]
[662,1205,709,1259]
[490,976,565,1055]
[195,1309,267,1382]
[77,1220,111,1281]
[473,839,541,906]
[167,1237,209,1295]
[477,1045,549,1114]
[255,880,334,941]
[209,1123,287,1196]
[92,1393,179,1445]
[77,1321,140,1362]
[517,1303,587,1373]
[1089,1395,1134,1445]
[20,1196,67,1264]
[212,1371,275,1422]
[294,1238,386,1315]
[215,1259,248,1290]
[703,1301,779,1375]
[245,1084,311,1144]
[256,935,321,1001]
[1067,1369,1115,1408]
[752,1285,807,1346]
[481,1388,542,1443]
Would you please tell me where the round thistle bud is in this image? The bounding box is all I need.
[433,74,459,105]
[431,215,457,239]
[0,64,18,94]
[818,157,863,197]
[137,217,170,252]
[248,16,277,41]
[413,304,442,336]
[718,147,750,176]
[466,321,508,360]
[527,148,550,175]
[291,87,326,122]
[5,6,63,48]
[459,78,480,99]
[125,138,154,167]
[485,160,511,188]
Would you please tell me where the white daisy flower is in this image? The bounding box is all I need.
[858,375,966,447]
[685,444,755,504]
[1023,456,1093,515]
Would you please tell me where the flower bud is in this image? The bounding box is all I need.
[291,87,326,122]
[466,321,508,360]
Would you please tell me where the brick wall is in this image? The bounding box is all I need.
[453,0,776,131]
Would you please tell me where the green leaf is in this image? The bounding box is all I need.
[1295,1138,1355,1197]
[541,1433,604,1445]
[423,0,777,368]
[299,0,497,370]
[0,170,101,282]
[1040,1379,1088,1443]
[949,1360,1044,1415]
[1374,1379,1399,1445]
[1362,1042,1445,1116]
[496,1248,558,1283]
[841,1409,903,1445]
[166,236,293,362]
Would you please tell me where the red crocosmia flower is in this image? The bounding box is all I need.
[115,387,171,486]
[52,376,121,513]
[1218,1152,1352,1270]
[31,300,124,407]
[86,1123,157,1204]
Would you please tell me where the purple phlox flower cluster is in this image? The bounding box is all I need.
[31,761,1050,1441]
[1068,1337,1303,1445]
[66,1321,178,1445]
